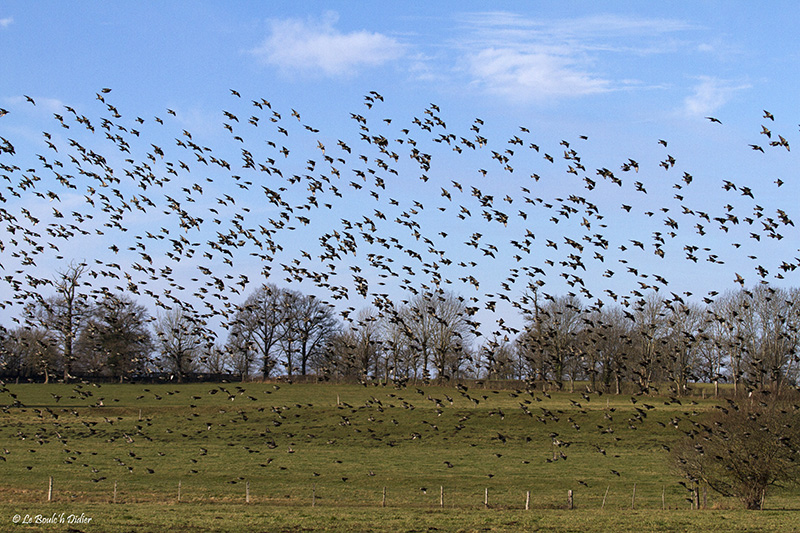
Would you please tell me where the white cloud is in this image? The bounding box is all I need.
[0,17,12,29]
[460,12,696,49]
[683,76,750,116]
[251,12,404,77]
[454,12,697,102]
[408,53,445,83]
[4,95,64,113]
[466,48,611,102]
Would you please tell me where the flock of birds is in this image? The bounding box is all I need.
[0,87,798,359]
[0,378,711,506]
[1,88,799,509]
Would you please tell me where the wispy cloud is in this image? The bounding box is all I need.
[0,17,12,29]
[453,12,698,102]
[683,76,750,116]
[4,94,64,112]
[458,12,696,50]
[250,11,405,77]
[467,48,611,102]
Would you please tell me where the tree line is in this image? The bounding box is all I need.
[2,264,799,394]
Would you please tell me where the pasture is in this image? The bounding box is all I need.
[1,381,798,532]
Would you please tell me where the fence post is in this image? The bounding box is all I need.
[631,483,636,510]
[177,480,181,503]
[312,484,316,507]
[568,489,573,510]
[48,476,53,502]
[113,481,117,504]
[382,486,386,507]
[484,487,488,508]
[246,481,250,503]
[440,486,444,508]
[601,485,609,509]
[661,485,665,510]
[525,490,530,510]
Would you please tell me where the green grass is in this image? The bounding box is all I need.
[2,504,800,532]
[1,381,798,531]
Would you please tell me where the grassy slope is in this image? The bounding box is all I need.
[1,382,798,532]
[2,504,800,532]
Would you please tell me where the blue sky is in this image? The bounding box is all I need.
[4,3,796,124]
[2,2,800,337]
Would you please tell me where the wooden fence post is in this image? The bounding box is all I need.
[525,490,530,511]
[177,480,181,503]
[48,476,53,502]
[567,489,573,510]
[246,481,250,503]
[661,485,665,510]
[113,481,117,504]
[631,483,636,510]
[382,486,386,507]
[440,486,444,508]
[484,487,488,509]
[702,483,707,509]
[601,485,609,509]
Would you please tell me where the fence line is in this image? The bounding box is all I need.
[37,477,717,511]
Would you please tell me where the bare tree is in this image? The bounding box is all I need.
[24,262,89,382]
[380,303,417,382]
[697,309,729,397]
[629,293,669,393]
[711,286,800,394]
[75,294,153,381]
[519,293,583,389]
[225,329,255,381]
[227,283,287,379]
[1,326,60,381]
[199,343,231,375]
[673,393,800,509]
[745,286,800,391]
[712,290,750,395]
[581,307,631,394]
[347,307,382,379]
[317,330,353,379]
[481,336,517,380]
[0,325,10,376]
[406,293,435,380]
[154,307,203,381]
[406,290,472,382]
[428,291,472,382]
[285,292,338,376]
[663,300,705,396]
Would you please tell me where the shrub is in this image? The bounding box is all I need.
[673,392,800,509]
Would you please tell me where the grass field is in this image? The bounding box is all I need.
[1,381,798,532]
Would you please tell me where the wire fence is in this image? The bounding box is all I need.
[19,476,728,511]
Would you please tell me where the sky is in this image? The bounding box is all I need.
[2,2,800,341]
